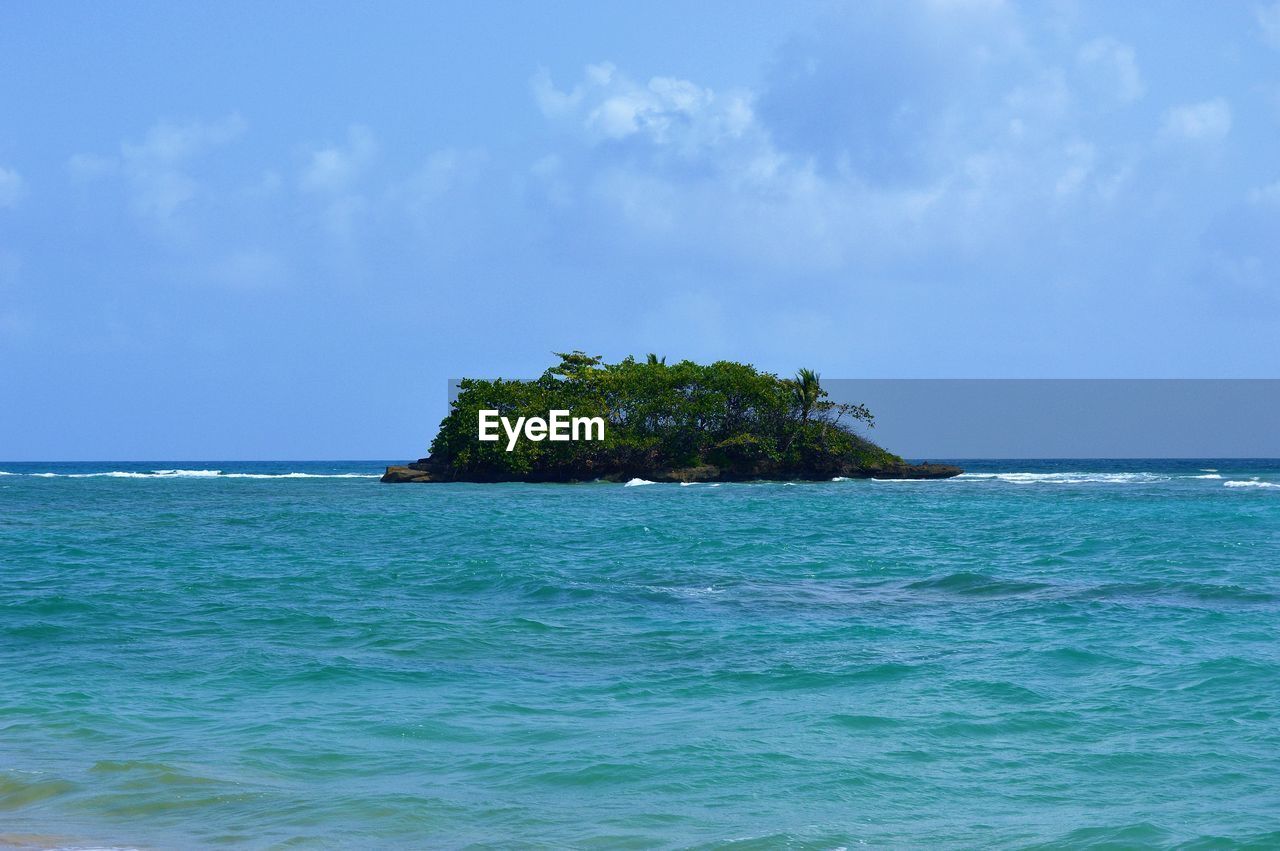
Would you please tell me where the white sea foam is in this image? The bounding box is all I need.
[956,472,1168,484]
[647,584,723,598]
[831,476,853,482]
[679,482,699,486]
[1201,468,1218,473]
[17,470,379,479]
[624,478,657,487]
[1188,473,1223,479]
[220,472,379,479]
[67,472,153,478]
[1224,479,1280,489]
[77,469,225,478]
[47,469,223,478]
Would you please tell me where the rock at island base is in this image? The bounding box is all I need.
[381,465,438,483]
[380,460,963,483]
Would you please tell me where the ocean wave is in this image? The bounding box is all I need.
[220,472,380,479]
[1188,473,1223,479]
[906,571,1051,597]
[69,472,155,478]
[624,478,657,487]
[955,472,1168,484]
[68,469,225,478]
[8,469,379,479]
[1224,479,1280,489]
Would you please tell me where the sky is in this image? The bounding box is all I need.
[2,1,1278,459]
[823,380,1280,457]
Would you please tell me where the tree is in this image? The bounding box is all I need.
[549,350,603,379]
[425,354,896,480]
[790,368,823,424]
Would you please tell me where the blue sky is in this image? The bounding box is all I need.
[2,1,1278,459]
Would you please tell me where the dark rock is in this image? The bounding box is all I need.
[852,462,964,480]
[380,465,437,483]
[381,458,962,483]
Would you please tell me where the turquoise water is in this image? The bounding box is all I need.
[2,460,1279,849]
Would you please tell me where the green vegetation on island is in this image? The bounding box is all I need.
[384,352,962,483]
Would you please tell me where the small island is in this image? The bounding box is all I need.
[383,352,962,483]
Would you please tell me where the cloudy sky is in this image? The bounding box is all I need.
[2,1,1278,459]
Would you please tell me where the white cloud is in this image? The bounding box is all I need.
[1003,69,1073,129]
[0,166,24,208]
[400,148,484,207]
[297,125,379,240]
[123,115,247,221]
[1161,98,1232,142]
[67,114,247,223]
[1054,141,1097,196]
[532,66,583,117]
[529,49,1140,276]
[1257,2,1280,48]
[123,114,246,164]
[1077,37,1145,104]
[300,125,376,193]
[532,64,755,155]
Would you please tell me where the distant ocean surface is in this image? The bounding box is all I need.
[2,460,1278,849]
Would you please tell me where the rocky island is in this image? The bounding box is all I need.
[384,352,962,483]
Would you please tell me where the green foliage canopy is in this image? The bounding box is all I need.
[428,352,896,480]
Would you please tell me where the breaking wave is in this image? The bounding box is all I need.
[955,472,1170,484]
[220,472,380,479]
[2,469,379,479]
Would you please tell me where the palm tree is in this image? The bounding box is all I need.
[791,368,822,424]
[645,353,666,365]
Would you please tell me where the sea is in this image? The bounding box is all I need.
[1,459,1278,849]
